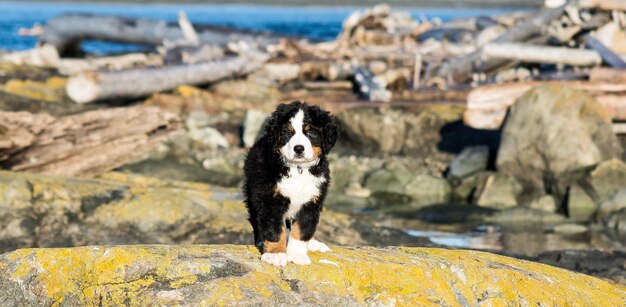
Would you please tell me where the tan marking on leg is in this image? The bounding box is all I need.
[264,228,286,253]
[290,222,302,240]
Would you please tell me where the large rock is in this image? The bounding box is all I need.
[476,174,522,209]
[447,146,489,179]
[1,245,624,306]
[364,162,450,207]
[567,184,598,222]
[497,85,622,202]
[336,105,464,157]
[0,171,420,254]
[589,158,626,204]
[405,173,451,206]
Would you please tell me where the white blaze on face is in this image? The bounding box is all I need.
[281,109,314,163]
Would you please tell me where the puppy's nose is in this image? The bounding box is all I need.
[294,145,305,155]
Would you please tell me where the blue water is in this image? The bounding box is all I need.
[0,1,520,54]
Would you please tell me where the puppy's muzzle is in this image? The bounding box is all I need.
[294,145,305,157]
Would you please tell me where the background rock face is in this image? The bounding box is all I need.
[336,105,464,157]
[1,245,624,306]
[496,85,622,201]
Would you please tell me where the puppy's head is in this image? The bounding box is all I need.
[266,101,338,166]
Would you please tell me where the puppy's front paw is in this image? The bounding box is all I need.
[307,239,330,252]
[261,252,288,266]
[287,252,311,265]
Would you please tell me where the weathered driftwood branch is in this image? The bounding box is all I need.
[482,42,602,66]
[464,81,626,129]
[438,4,566,83]
[580,0,626,11]
[589,67,626,83]
[39,14,279,55]
[352,65,391,102]
[67,51,269,103]
[0,106,180,177]
[584,34,626,68]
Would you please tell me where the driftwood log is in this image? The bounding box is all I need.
[0,106,179,177]
[589,67,626,83]
[482,43,602,66]
[464,81,626,129]
[352,65,391,102]
[438,4,566,83]
[39,14,279,56]
[67,51,269,103]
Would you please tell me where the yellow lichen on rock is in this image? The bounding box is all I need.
[2,77,68,103]
[1,245,624,306]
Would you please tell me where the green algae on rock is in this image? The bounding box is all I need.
[0,245,624,306]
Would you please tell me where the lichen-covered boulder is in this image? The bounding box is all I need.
[0,245,624,306]
[496,85,622,202]
[0,171,420,254]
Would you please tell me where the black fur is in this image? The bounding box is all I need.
[243,101,338,252]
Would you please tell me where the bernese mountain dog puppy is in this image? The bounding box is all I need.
[243,101,338,266]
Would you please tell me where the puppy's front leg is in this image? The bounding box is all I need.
[287,202,323,265]
[260,224,288,266]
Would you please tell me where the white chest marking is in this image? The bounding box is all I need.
[278,166,326,219]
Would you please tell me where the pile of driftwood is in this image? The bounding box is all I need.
[2,1,626,135]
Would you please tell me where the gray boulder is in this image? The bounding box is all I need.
[496,85,622,202]
[589,159,626,204]
[476,174,522,209]
[405,173,451,206]
[448,146,489,179]
[336,105,463,157]
[567,184,598,222]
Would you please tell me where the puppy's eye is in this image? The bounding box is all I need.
[306,130,318,137]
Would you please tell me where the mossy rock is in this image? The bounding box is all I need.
[0,245,624,306]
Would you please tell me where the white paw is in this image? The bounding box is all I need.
[307,239,331,252]
[287,238,311,265]
[261,252,287,266]
[288,252,311,265]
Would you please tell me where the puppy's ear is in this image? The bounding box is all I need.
[307,104,338,154]
[323,116,338,154]
[264,103,289,145]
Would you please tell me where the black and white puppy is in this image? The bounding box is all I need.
[243,101,338,266]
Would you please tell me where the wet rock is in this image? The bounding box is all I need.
[242,110,269,148]
[448,146,489,179]
[605,209,626,235]
[484,207,566,225]
[1,245,624,306]
[529,195,558,213]
[336,105,464,157]
[589,159,626,204]
[497,85,622,202]
[567,184,598,223]
[476,174,522,209]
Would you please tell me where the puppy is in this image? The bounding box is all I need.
[243,101,338,266]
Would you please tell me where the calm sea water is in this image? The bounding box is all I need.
[0,1,519,54]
